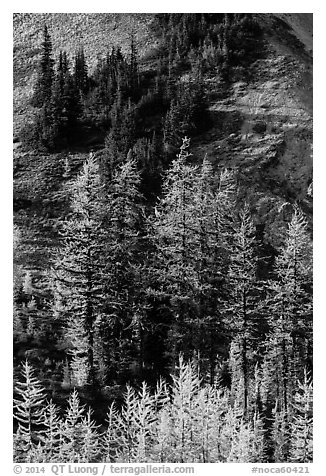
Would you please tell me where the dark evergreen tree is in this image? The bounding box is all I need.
[148,138,197,367]
[56,50,69,95]
[32,25,54,108]
[98,158,145,383]
[149,139,239,375]
[191,160,236,381]
[104,96,136,161]
[74,48,89,96]
[61,69,82,137]
[128,34,139,96]
[163,81,208,155]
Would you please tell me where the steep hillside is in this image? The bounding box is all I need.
[13,13,312,134]
[192,13,312,242]
[272,13,313,56]
[13,12,313,267]
[13,14,313,283]
[13,13,155,135]
[12,16,313,462]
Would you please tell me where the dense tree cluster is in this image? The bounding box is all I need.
[14,15,312,464]
[13,357,312,463]
[21,15,262,160]
[152,13,262,77]
[14,139,313,462]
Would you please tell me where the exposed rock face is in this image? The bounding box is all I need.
[191,13,312,242]
[13,13,312,254]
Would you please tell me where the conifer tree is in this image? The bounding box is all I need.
[266,207,312,422]
[270,207,312,358]
[163,82,207,155]
[14,361,46,461]
[32,25,54,108]
[57,50,69,95]
[168,357,202,462]
[60,389,88,461]
[52,155,107,387]
[120,99,136,155]
[78,409,101,462]
[270,398,294,462]
[99,157,145,382]
[190,159,236,379]
[129,34,139,96]
[40,400,63,462]
[149,139,237,372]
[106,97,136,159]
[260,207,313,461]
[101,133,123,186]
[149,138,198,366]
[289,371,313,463]
[50,50,82,148]
[22,270,33,296]
[227,204,263,417]
[74,47,89,96]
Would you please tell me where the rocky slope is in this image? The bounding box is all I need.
[13,13,155,135]
[191,13,312,245]
[13,13,313,266]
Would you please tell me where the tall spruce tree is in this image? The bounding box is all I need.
[74,47,89,96]
[32,25,54,108]
[128,34,139,96]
